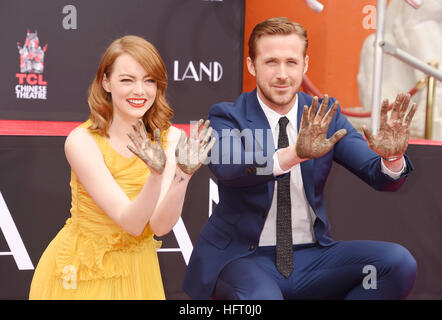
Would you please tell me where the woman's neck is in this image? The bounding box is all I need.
[108,113,140,141]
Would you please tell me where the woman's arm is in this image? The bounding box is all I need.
[149,166,191,237]
[149,125,212,236]
[65,126,163,236]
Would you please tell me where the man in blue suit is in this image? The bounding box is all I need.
[183,17,418,300]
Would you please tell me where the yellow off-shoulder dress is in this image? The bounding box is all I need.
[29,120,167,300]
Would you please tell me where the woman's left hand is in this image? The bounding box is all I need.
[175,119,216,175]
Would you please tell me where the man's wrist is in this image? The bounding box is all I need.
[381,155,406,178]
[276,145,306,173]
[274,148,290,175]
[382,155,402,162]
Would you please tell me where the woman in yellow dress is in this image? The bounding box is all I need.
[29,35,215,299]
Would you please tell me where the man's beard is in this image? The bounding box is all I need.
[259,83,298,108]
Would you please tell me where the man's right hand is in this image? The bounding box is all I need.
[296,95,347,159]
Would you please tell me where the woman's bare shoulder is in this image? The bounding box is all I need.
[64,125,101,159]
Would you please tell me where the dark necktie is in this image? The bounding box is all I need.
[276,116,294,278]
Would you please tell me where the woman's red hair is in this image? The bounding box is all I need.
[87,35,173,138]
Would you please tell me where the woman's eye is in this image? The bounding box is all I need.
[121,79,132,82]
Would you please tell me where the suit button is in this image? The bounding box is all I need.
[262,211,267,218]
[248,244,255,251]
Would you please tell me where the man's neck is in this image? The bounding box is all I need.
[256,91,298,117]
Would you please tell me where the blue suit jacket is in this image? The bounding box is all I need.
[182,90,413,300]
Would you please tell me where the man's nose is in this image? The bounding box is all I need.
[276,64,288,80]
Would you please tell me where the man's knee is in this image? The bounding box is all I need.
[213,280,283,300]
[236,280,283,300]
[213,275,283,300]
[381,243,417,298]
[213,255,284,300]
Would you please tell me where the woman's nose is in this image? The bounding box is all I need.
[133,81,143,95]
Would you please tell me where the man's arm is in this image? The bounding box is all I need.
[207,103,278,188]
[332,94,415,191]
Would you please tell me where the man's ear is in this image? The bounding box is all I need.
[102,74,111,93]
[246,57,256,77]
[303,55,309,74]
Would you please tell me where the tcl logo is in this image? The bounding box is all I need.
[15,73,47,85]
[173,60,223,82]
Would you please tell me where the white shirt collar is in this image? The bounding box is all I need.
[256,92,298,131]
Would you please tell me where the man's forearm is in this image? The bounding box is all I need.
[276,144,308,173]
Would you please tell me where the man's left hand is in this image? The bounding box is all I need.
[362,92,417,161]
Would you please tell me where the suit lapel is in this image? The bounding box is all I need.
[246,90,275,209]
[246,89,272,151]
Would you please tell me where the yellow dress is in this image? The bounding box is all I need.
[29,120,167,300]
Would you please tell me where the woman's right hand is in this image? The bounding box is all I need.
[127,119,166,174]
